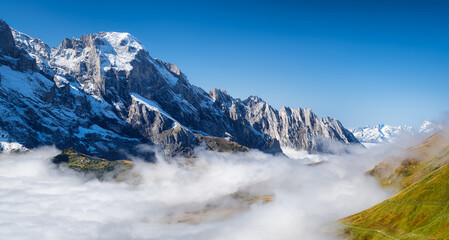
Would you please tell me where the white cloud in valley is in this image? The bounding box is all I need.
[0,144,396,240]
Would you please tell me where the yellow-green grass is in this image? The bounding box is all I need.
[343,162,449,239]
[52,148,134,181]
[342,131,449,239]
[369,134,449,190]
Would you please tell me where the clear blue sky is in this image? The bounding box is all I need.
[1,0,448,128]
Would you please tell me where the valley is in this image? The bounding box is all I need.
[0,2,447,238]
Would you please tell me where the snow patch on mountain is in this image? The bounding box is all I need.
[75,124,136,142]
[150,58,179,86]
[11,29,50,60]
[131,93,174,119]
[0,18,360,157]
[11,29,54,76]
[97,32,143,72]
[0,65,52,98]
[0,128,28,153]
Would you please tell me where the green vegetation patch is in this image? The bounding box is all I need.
[52,148,134,181]
[369,134,449,190]
[341,132,449,239]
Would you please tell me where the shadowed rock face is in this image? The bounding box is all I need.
[0,19,359,158]
[0,20,36,72]
[0,20,16,55]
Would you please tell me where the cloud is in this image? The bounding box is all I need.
[0,144,394,240]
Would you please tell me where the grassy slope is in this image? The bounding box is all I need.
[52,148,134,181]
[195,134,250,153]
[368,134,449,190]
[342,131,449,239]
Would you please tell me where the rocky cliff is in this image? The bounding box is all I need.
[0,19,359,158]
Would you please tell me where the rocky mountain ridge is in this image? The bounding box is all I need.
[209,88,359,152]
[0,19,359,158]
[350,120,441,144]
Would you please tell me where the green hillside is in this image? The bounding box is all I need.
[368,133,449,190]
[341,130,449,239]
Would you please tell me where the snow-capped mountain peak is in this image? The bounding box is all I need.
[350,124,412,143]
[50,31,145,74]
[351,121,442,144]
[0,18,360,157]
[95,32,144,72]
[419,120,438,134]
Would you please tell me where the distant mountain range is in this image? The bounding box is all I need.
[350,120,441,144]
[0,19,359,159]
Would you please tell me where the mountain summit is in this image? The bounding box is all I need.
[351,121,442,144]
[0,19,359,158]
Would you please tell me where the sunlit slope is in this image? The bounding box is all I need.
[52,148,135,181]
[342,130,449,239]
[369,132,449,190]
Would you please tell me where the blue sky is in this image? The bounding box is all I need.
[1,0,448,128]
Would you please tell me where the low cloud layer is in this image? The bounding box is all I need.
[0,144,394,240]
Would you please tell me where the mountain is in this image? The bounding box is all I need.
[209,89,359,152]
[0,19,359,158]
[419,120,440,134]
[350,124,413,143]
[341,126,449,239]
[350,121,441,144]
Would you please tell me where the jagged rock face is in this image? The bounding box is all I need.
[0,19,358,158]
[209,89,360,153]
[0,20,36,72]
[12,28,52,76]
[126,95,198,156]
[0,20,16,55]
[1,22,148,159]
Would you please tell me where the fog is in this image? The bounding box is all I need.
[0,144,395,240]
